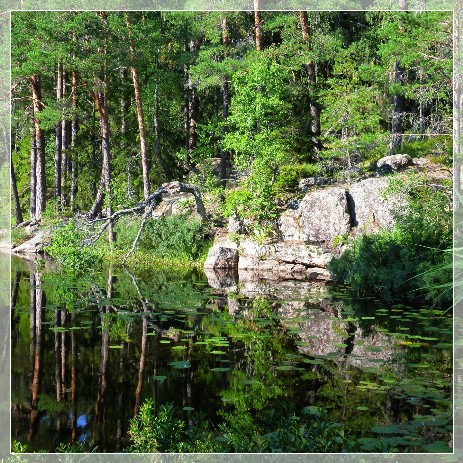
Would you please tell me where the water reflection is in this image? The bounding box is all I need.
[11,255,452,452]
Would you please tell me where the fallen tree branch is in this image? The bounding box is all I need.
[83,181,207,248]
[122,207,152,265]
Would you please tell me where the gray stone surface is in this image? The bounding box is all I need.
[376,154,412,170]
[279,187,351,243]
[203,239,238,269]
[348,177,402,232]
[13,231,46,254]
[299,187,351,242]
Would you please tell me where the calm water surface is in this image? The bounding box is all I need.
[11,255,452,452]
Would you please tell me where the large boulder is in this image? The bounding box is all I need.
[347,177,403,233]
[376,154,412,171]
[237,239,332,280]
[279,187,351,244]
[203,239,238,269]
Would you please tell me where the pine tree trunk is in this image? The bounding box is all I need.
[31,75,46,221]
[127,15,150,202]
[70,69,78,209]
[99,92,114,245]
[187,40,200,159]
[54,63,63,206]
[220,17,230,184]
[254,0,263,51]
[300,11,321,156]
[61,71,68,208]
[11,159,23,225]
[390,59,405,152]
[29,122,36,221]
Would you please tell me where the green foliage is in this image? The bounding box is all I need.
[11,440,28,453]
[128,401,186,453]
[128,400,347,453]
[46,221,101,273]
[329,177,452,304]
[272,163,321,196]
[115,215,210,262]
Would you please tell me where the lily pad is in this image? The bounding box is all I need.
[153,375,167,381]
[211,367,230,372]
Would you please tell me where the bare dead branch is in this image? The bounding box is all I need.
[83,181,207,248]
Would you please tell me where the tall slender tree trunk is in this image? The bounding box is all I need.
[390,59,405,152]
[54,63,63,206]
[126,15,150,201]
[31,75,46,220]
[300,11,321,157]
[184,33,201,165]
[220,17,230,184]
[254,0,264,51]
[29,122,36,221]
[88,13,114,246]
[11,159,23,225]
[61,70,69,208]
[70,69,78,209]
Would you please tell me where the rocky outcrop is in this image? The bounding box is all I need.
[347,177,403,233]
[238,239,331,280]
[13,231,47,254]
[203,238,238,269]
[279,187,350,243]
[204,175,403,281]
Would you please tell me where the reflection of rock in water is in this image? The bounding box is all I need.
[205,266,396,370]
[203,268,238,290]
[205,267,328,300]
[278,299,395,370]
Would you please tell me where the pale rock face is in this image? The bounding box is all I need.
[299,187,351,243]
[205,176,403,279]
[347,177,401,232]
[279,187,350,244]
[203,239,238,269]
[376,154,412,170]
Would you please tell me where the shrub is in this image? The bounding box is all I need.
[46,221,101,273]
[272,163,321,195]
[329,179,452,304]
[116,214,210,262]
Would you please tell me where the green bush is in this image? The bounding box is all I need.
[46,221,101,273]
[272,163,321,195]
[127,400,347,453]
[115,214,210,262]
[329,179,452,304]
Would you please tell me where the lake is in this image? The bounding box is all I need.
[10,255,452,453]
